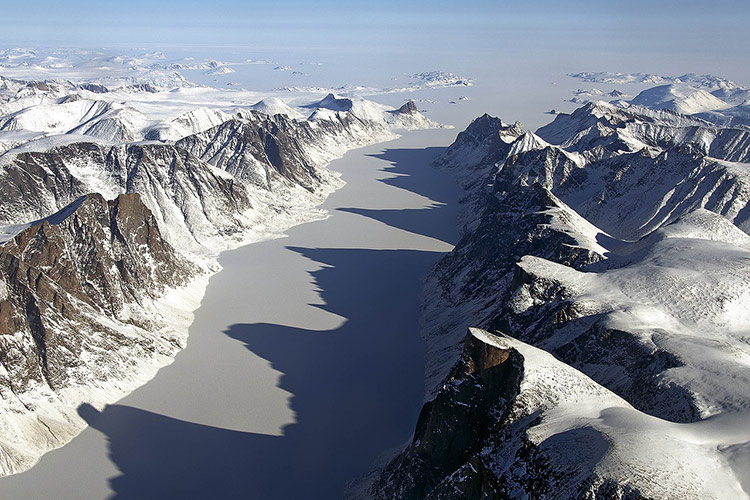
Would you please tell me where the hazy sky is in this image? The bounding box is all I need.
[2,0,747,50]
[0,1,748,84]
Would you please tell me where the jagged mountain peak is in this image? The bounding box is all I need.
[396,100,417,114]
[507,129,551,157]
[308,93,354,112]
[434,113,524,175]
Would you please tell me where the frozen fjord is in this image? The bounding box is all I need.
[0,126,461,499]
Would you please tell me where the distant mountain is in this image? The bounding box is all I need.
[629,83,731,114]
[622,82,750,128]
[366,100,750,498]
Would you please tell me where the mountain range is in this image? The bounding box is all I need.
[2,58,749,498]
[366,96,750,498]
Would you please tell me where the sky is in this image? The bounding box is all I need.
[0,0,748,109]
[2,0,748,55]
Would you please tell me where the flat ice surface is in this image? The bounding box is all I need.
[0,127,460,499]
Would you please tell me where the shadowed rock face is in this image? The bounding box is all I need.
[0,145,95,224]
[175,109,390,191]
[313,93,354,112]
[0,192,195,393]
[371,331,524,499]
[175,115,326,190]
[398,101,418,114]
[0,142,254,252]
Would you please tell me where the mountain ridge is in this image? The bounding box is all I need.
[367,99,750,498]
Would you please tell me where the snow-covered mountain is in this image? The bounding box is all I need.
[250,97,304,119]
[622,81,750,127]
[565,71,750,129]
[629,83,732,114]
[0,76,442,476]
[367,98,750,498]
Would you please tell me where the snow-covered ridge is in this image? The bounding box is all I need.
[373,326,748,497]
[629,83,732,114]
[565,71,750,127]
[372,97,750,497]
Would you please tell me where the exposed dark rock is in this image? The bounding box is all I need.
[308,93,354,112]
[397,101,418,114]
[371,330,524,499]
[0,141,254,249]
[0,192,195,392]
[78,83,109,94]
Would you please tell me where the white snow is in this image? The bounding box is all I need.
[250,97,303,119]
[630,84,732,115]
[507,212,750,486]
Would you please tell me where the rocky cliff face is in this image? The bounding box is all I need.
[0,192,197,474]
[371,330,524,499]
[174,112,356,192]
[0,142,254,255]
[372,101,750,498]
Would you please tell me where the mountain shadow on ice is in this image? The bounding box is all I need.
[338,146,459,245]
[78,246,445,499]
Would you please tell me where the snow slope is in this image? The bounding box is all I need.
[630,84,732,115]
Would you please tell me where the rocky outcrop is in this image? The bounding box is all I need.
[371,330,524,499]
[396,101,418,114]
